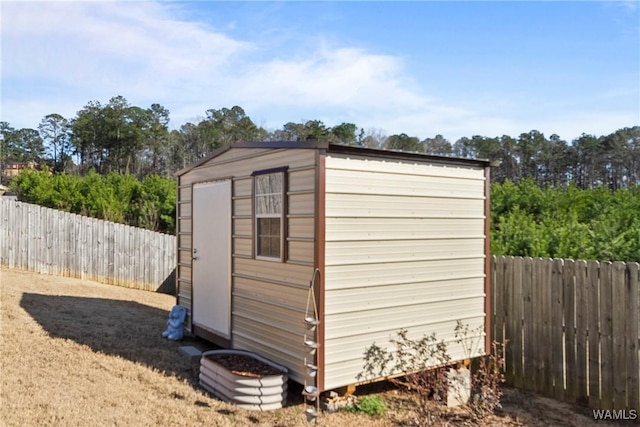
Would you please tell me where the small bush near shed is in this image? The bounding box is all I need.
[469,341,506,418]
[358,322,506,426]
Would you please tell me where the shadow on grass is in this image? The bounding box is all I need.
[20,292,203,386]
[156,268,176,295]
[19,292,310,411]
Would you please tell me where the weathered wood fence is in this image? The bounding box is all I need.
[0,198,176,293]
[492,256,639,411]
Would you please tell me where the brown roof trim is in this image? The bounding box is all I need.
[315,149,327,392]
[483,165,492,356]
[176,140,489,176]
[232,140,329,149]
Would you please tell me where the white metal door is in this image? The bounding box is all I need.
[192,180,232,338]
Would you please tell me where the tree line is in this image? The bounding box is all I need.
[0,96,362,181]
[2,95,639,261]
[1,95,639,189]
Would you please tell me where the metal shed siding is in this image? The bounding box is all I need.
[176,147,317,384]
[323,154,487,390]
[176,183,194,329]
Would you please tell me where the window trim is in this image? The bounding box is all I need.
[252,167,288,262]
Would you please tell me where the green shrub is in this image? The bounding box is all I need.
[491,180,640,262]
[9,169,176,234]
[344,395,386,416]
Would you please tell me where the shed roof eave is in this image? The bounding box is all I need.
[174,141,329,177]
[326,143,490,168]
[175,144,232,177]
[175,140,490,177]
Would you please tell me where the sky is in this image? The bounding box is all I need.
[1,1,639,142]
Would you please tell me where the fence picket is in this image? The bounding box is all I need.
[126,226,134,286]
[45,209,51,274]
[532,258,544,394]
[541,258,553,396]
[151,232,159,290]
[20,203,28,268]
[4,201,13,267]
[599,262,614,409]
[83,216,92,280]
[55,210,63,276]
[512,256,523,388]
[522,257,534,391]
[504,256,515,384]
[574,260,589,404]
[552,258,565,400]
[587,261,601,408]
[627,263,639,411]
[26,204,33,270]
[493,256,505,347]
[612,261,627,410]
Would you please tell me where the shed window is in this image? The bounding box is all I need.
[254,170,285,260]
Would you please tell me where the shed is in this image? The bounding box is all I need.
[175,141,491,392]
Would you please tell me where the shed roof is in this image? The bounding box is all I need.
[175,141,490,177]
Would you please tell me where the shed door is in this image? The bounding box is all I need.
[192,180,232,339]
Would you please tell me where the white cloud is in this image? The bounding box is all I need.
[234,46,427,110]
[2,1,448,135]
[603,0,638,14]
[1,1,250,121]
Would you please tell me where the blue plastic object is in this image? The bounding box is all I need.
[163,305,187,340]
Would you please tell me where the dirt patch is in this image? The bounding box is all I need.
[0,268,626,426]
[497,387,633,427]
[204,353,284,377]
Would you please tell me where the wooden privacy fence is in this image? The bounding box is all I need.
[492,256,639,411]
[0,198,176,293]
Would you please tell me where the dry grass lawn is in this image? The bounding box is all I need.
[1,268,621,426]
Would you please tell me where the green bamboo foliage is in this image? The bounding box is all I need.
[491,179,640,261]
[10,169,176,234]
